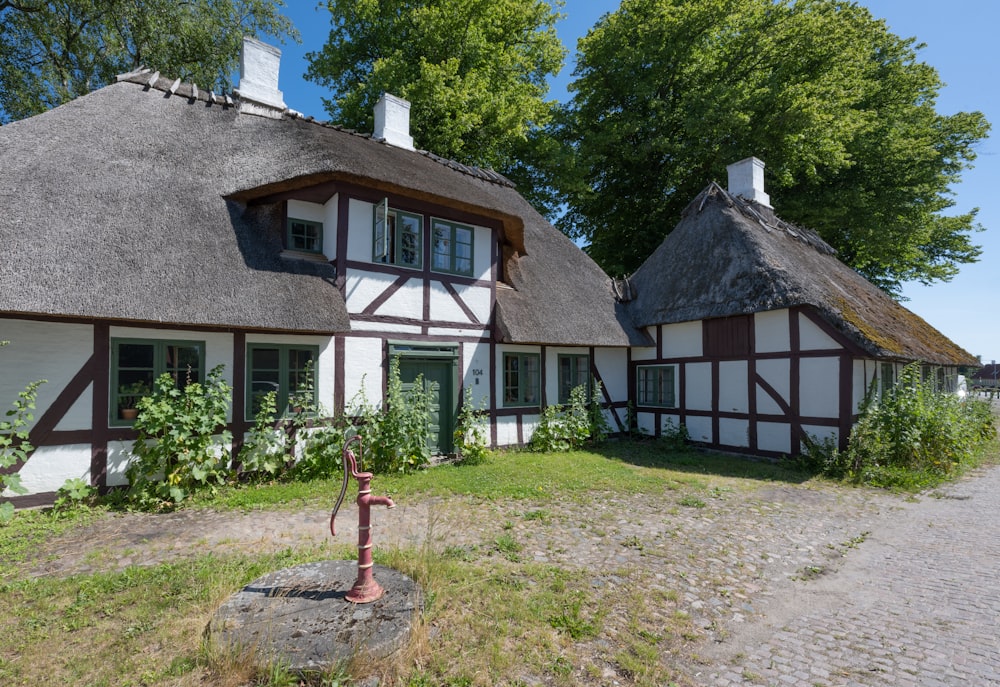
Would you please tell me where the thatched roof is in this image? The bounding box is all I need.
[0,72,643,345]
[627,183,976,366]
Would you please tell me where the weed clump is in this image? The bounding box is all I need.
[804,362,996,489]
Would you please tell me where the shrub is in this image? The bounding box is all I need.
[529,384,593,452]
[0,341,46,521]
[841,362,996,488]
[126,365,233,506]
[292,422,349,480]
[237,390,287,480]
[454,387,490,465]
[352,358,435,473]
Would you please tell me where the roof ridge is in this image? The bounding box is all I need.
[115,68,515,189]
[687,181,836,256]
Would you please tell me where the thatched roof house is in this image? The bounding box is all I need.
[0,68,641,346]
[627,181,976,367]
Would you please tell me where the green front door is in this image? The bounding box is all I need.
[398,358,455,455]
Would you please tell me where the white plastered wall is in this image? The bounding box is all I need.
[799,357,841,418]
[461,341,491,408]
[343,337,385,410]
[662,321,702,358]
[756,358,790,415]
[1,319,94,430]
[719,360,748,413]
[685,415,712,443]
[799,314,840,350]
[685,362,712,411]
[429,282,491,324]
[755,309,790,353]
[757,422,791,454]
[13,444,92,495]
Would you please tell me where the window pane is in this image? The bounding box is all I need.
[251,347,280,370]
[504,355,519,403]
[398,215,421,266]
[118,342,154,369]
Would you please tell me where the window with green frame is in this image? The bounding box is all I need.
[880,362,895,396]
[373,198,422,268]
[287,218,323,253]
[246,344,318,419]
[110,338,203,424]
[431,218,474,276]
[558,354,590,404]
[636,365,676,408]
[503,352,540,407]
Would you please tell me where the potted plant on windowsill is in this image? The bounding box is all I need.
[118,381,150,420]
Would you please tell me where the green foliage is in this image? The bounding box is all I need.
[352,358,435,473]
[807,362,996,489]
[126,365,233,507]
[0,0,297,123]
[555,0,989,292]
[529,384,592,452]
[0,341,46,522]
[237,390,287,479]
[305,0,565,174]
[291,422,349,481]
[587,379,611,444]
[453,387,490,465]
[659,419,690,451]
[53,477,97,511]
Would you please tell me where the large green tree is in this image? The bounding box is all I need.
[305,0,566,173]
[0,0,296,123]
[557,0,989,292]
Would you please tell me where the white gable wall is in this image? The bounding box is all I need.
[755,309,790,352]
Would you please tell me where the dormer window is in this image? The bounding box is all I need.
[373,198,422,269]
[287,218,323,253]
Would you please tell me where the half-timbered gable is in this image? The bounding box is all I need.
[625,160,977,456]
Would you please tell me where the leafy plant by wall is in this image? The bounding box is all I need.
[529,384,596,452]
[454,387,490,465]
[126,365,233,506]
[0,341,46,521]
[352,358,435,474]
[805,362,996,489]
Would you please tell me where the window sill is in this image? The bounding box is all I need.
[280,249,330,263]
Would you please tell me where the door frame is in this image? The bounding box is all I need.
[389,342,459,455]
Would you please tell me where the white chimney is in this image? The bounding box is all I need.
[373,93,415,151]
[726,156,771,208]
[236,37,286,118]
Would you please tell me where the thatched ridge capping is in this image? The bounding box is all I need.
[686,181,836,256]
[114,69,515,189]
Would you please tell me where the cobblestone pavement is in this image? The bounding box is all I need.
[22,464,1000,685]
[694,466,1000,686]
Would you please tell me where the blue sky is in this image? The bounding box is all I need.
[273,1,998,364]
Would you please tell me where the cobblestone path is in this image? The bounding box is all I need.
[696,466,1000,686]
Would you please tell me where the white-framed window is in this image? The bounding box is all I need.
[431,218,474,276]
[373,198,422,268]
[503,352,540,407]
[637,365,676,408]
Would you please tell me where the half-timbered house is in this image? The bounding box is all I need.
[624,158,977,456]
[0,38,644,503]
